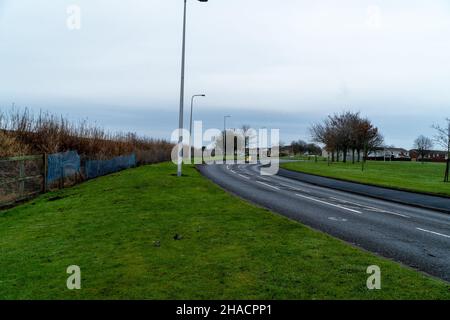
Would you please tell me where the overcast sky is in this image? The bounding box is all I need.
[0,0,449,148]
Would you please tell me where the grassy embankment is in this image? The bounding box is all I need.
[1,163,449,299]
[281,160,450,197]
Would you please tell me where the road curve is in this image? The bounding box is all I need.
[198,163,450,282]
[278,168,450,213]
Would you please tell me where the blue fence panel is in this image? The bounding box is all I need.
[85,154,136,179]
[47,151,81,185]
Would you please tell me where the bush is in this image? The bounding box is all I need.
[0,131,30,158]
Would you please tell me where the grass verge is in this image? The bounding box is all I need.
[281,161,450,197]
[0,163,449,299]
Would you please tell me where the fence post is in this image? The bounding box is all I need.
[18,159,25,198]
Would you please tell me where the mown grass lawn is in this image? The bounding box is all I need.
[281,161,450,197]
[0,163,449,300]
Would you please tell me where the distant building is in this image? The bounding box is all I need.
[367,148,410,161]
[320,150,362,162]
[282,145,322,157]
[321,149,356,159]
[409,149,448,163]
[321,147,411,161]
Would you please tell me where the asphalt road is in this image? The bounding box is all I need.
[278,168,450,213]
[198,163,450,282]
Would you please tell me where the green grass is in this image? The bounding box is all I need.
[0,163,449,300]
[281,161,450,197]
[281,155,327,161]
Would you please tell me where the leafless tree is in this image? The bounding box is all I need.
[214,130,245,157]
[358,118,384,171]
[241,125,251,134]
[433,119,450,182]
[241,124,251,149]
[241,125,252,161]
[413,135,434,164]
[310,119,338,162]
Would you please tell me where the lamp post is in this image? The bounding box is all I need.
[189,94,206,159]
[223,115,231,162]
[177,0,209,177]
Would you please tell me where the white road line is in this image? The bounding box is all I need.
[238,174,250,180]
[241,169,255,175]
[278,183,311,194]
[256,181,280,190]
[328,217,348,222]
[295,194,362,214]
[416,228,450,239]
[329,197,410,219]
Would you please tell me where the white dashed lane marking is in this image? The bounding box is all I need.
[256,181,280,191]
[329,197,410,219]
[416,228,450,239]
[328,217,348,222]
[295,194,362,214]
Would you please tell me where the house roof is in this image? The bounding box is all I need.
[374,147,408,152]
[410,149,447,154]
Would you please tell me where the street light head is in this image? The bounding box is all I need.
[198,0,208,2]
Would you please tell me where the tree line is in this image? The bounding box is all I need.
[310,111,384,164]
[289,140,322,156]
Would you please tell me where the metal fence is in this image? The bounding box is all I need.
[47,151,82,189]
[85,154,136,179]
[0,151,136,208]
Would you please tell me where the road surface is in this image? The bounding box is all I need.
[278,167,450,213]
[198,163,450,282]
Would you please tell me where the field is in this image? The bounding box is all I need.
[281,155,327,161]
[281,160,450,197]
[0,163,449,299]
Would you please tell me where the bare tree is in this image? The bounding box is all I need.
[241,125,251,134]
[413,135,434,164]
[433,119,450,182]
[241,125,252,162]
[357,118,384,171]
[214,130,245,158]
[328,113,352,163]
[310,119,339,162]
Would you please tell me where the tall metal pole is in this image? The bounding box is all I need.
[189,94,206,156]
[189,95,196,148]
[177,0,188,177]
[223,115,231,162]
[223,116,226,162]
[224,117,226,162]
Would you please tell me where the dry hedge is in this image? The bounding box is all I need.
[0,107,173,164]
